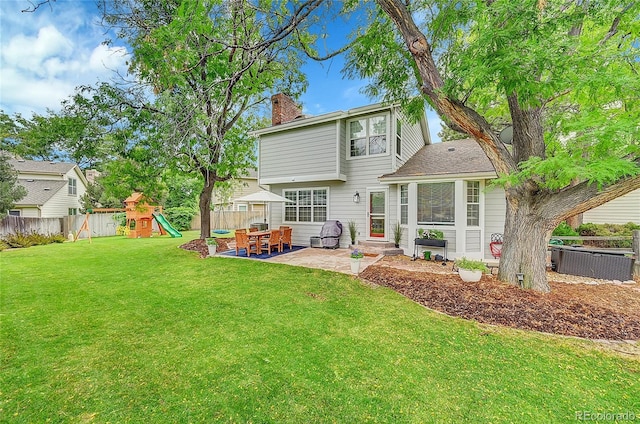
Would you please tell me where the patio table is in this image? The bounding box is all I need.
[247,230,271,254]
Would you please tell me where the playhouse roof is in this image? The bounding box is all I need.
[124,192,144,203]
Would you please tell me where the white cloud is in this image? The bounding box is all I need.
[89,44,128,73]
[0,1,129,116]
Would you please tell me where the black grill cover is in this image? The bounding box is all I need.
[320,220,342,249]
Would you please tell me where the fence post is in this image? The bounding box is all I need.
[633,230,640,278]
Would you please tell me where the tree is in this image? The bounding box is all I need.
[0,153,27,218]
[347,0,640,291]
[99,0,324,239]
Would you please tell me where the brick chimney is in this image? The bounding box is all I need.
[271,93,302,126]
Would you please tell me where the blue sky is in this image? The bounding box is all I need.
[0,0,442,141]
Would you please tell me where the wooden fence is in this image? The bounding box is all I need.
[0,213,122,239]
[191,210,265,231]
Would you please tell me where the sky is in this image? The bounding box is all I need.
[0,0,442,142]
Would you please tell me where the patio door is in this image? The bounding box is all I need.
[367,188,387,240]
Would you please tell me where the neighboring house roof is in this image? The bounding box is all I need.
[9,158,76,175]
[380,138,496,180]
[14,179,68,206]
[8,158,89,186]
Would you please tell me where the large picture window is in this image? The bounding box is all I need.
[348,114,388,158]
[417,182,455,224]
[284,188,327,223]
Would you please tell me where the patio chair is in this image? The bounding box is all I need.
[235,230,258,256]
[261,229,282,255]
[280,227,293,251]
[489,233,503,259]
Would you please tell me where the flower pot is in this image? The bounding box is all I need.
[207,245,217,257]
[350,258,361,274]
[458,268,482,282]
[423,250,431,261]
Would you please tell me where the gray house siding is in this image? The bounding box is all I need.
[260,122,340,182]
[483,184,507,259]
[582,189,640,225]
[396,109,427,165]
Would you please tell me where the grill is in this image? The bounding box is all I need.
[319,220,343,249]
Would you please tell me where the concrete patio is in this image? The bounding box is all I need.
[240,247,384,275]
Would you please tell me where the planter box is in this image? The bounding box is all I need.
[413,238,448,260]
[414,238,446,247]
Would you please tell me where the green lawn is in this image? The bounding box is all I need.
[1,232,638,423]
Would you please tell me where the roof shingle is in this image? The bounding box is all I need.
[381,138,496,179]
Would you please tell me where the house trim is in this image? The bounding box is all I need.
[252,103,398,137]
[260,173,347,185]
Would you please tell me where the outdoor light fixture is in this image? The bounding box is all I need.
[353,191,360,203]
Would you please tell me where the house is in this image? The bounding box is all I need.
[255,95,640,259]
[211,170,266,213]
[583,189,640,225]
[7,158,88,218]
[255,94,453,255]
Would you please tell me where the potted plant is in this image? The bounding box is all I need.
[350,248,364,274]
[348,220,357,246]
[393,222,403,248]
[205,237,218,257]
[455,257,489,282]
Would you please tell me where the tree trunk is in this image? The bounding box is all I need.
[498,192,554,293]
[199,170,216,240]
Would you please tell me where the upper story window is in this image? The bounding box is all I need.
[396,120,402,158]
[417,182,455,224]
[68,178,77,195]
[284,188,327,223]
[348,114,388,158]
[466,181,480,226]
[9,210,20,217]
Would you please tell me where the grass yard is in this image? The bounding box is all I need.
[1,231,638,423]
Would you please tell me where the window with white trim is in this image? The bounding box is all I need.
[396,119,402,157]
[68,208,77,216]
[284,188,327,223]
[400,184,408,225]
[466,181,480,226]
[417,182,455,224]
[9,210,20,216]
[348,114,388,158]
[68,178,77,195]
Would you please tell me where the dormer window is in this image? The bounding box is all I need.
[348,114,389,158]
[68,178,77,195]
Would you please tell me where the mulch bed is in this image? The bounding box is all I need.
[360,265,640,341]
[180,238,233,258]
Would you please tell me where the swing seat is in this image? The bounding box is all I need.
[212,229,230,234]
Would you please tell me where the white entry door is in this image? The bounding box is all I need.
[367,188,388,240]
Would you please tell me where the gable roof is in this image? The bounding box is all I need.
[9,158,76,175]
[9,158,88,186]
[15,179,68,206]
[380,138,496,181]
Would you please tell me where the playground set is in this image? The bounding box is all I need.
[73,192,181,241]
